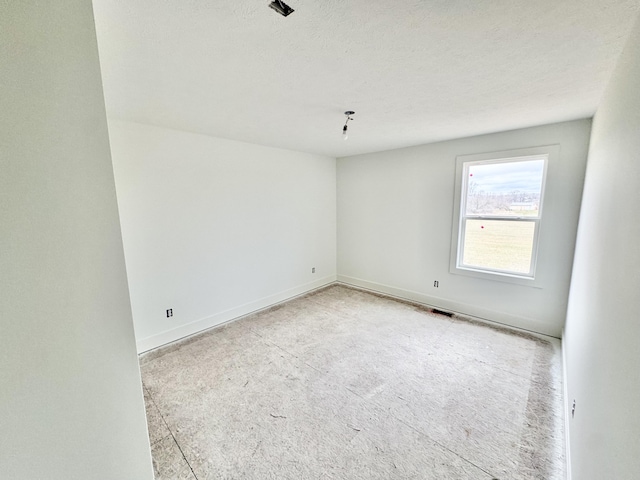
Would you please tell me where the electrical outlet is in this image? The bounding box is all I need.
[571,399,576,418]
[166,308,173,318]
[312,267,316,273]
[433,280,439,288]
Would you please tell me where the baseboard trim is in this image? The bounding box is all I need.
[136,275,337,353]
[137,274,561,353]
[561,329,572,480]
[337,275,561,338]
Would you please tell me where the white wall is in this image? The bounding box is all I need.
[0,2,153,479]
[108,121,337,352]
[337,120,591,337]
[564,14,640,480]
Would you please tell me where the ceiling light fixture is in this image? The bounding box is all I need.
[268,0,294,17]
[342,111,355,140]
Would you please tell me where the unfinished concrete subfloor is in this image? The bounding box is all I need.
[140,284,565,479]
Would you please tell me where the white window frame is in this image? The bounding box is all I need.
[449,145,557,287]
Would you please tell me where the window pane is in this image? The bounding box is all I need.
[466,159,545,217]
[462,219,535,274]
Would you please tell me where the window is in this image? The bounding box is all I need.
[450,146,556,285]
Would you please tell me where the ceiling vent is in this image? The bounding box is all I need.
[268,1,294,17]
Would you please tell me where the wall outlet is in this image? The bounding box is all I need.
[166,308,173,318]
[571,399,576,418]
[433,280,439,288]
[312,267,316,273]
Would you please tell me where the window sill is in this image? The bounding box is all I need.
[450,265,544,288]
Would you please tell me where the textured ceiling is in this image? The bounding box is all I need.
[93,0,640,158]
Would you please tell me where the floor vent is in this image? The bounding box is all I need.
[432,308,453,317]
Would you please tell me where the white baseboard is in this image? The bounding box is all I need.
[136,275,337,353]
[337,275,561,338]
[561,329,572,480]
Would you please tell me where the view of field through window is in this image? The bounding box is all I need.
[462,219,535,273]
[461,158,545,275]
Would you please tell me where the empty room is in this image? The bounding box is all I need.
[2,1,640,479]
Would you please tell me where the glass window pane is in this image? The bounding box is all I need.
[462,219,535,274]
[465,159,545,217]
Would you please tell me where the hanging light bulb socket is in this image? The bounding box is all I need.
[268,0,294,17]
[342,111,355,140]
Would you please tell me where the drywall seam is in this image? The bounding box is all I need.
[136,275,336,353]
[562,329,572,480]
[337,275,561,338]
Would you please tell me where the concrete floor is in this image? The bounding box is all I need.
[140,284,565,479]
